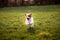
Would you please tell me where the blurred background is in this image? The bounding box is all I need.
[0,0,60,7]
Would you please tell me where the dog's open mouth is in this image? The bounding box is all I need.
[27,18,30,20]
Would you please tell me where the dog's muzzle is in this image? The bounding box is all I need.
[27,18,30,20]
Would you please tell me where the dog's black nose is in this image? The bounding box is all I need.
[27,18,29,20]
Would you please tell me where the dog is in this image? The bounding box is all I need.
[25,13,34,28]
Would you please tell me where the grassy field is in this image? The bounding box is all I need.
[0,5,60,40]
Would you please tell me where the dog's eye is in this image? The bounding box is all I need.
[28,15,31,17]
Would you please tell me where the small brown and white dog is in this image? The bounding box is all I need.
[25,13,34,28]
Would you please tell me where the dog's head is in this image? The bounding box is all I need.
[25,13,32,20]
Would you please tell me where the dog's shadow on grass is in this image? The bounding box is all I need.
[27,27,35,34]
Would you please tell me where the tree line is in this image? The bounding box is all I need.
[0,0,60,7]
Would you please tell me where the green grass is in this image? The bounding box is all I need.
[0,5,60,40]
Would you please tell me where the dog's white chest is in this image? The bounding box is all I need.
[26,18,34,27]
[26,18,33,24]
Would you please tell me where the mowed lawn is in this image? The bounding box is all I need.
[0,5,60,40]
